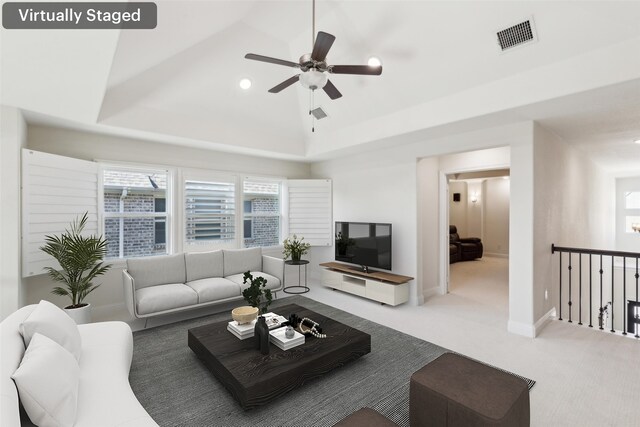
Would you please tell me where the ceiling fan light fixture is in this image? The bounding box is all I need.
[239,78,252,90]
[299,70,328,90]
[367,56,382,67]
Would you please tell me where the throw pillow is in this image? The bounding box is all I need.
[19,300,82,361]
[11,333,80,427]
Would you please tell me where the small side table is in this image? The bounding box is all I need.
[283,260,310,294]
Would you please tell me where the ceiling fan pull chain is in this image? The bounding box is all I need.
[311,90,315,132]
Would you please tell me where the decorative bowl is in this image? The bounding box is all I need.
[232,306,259,324]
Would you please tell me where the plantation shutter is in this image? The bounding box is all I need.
[184,179,236,244]
[22,149,98,277]
[287,179,332,246]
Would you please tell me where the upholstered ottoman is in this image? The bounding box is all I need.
[333,408,398,427]
[410,353,529,427]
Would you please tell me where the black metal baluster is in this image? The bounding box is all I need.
[623,257,627,335]
[599,255,603,330]
[568,253,573,323]
[559,252,563,321]
[635,257,639,339]
[589,254,593,328]
[611,256,615,333]
[579,254,583,325]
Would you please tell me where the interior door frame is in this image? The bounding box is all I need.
[439,164,510,295]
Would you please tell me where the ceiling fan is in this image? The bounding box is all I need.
[244,0,382,101]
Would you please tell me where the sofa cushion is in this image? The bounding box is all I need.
[19,299,82,362]
[12,333,80,427]
[225,272,281,291]
[186,278,241,303]
[185,250,224,282]
[223,248,262,277]
[127,254,186,290]
[74,322,157,427]
[136,284,198,315]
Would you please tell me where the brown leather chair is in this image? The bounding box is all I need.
[449,225,483,262]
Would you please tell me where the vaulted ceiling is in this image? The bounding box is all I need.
[2,1,640,172]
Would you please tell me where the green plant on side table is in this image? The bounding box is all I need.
[40,212,111,324]
[283,234,311,262]
[242,271,273,314]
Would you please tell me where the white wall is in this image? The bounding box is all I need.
[311,122,530,313]
[0,107,27,320]
[533,123,614,327]
[23,125,311,318]
[483,178,510,256]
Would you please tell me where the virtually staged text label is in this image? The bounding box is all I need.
[2,2,156,29]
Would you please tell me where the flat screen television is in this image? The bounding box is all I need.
[335,222,392,271]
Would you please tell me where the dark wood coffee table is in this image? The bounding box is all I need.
[188,303,371,410]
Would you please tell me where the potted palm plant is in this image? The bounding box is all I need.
[40,212,111,324]
[283,234,311,262]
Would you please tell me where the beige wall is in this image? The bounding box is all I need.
[449,181,468,237]
[483,178,510,256]
[533,123,614,325]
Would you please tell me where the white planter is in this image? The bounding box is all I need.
[65,303,91,325]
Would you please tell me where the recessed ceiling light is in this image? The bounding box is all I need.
[635,139,640,144]
[239,78,252,90]
[367,56,382,67]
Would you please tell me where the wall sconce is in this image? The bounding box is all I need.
[470,192,478,203]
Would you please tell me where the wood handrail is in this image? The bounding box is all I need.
[551,244,640,259]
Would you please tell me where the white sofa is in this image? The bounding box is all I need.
[1,305,157,427]
[122,247,284,320]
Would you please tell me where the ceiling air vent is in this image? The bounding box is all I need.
[496,18,537,51]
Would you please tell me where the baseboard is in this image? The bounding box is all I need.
[423,286,443,300]
[534,307,556,336]
[484,252,509,258]
[507,320,535,337]
[508,307,556,338]
[411,293,425,306]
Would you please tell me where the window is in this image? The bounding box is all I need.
[616,178,640,252]
[243,179,281,248]
[184,179,235,245]
[102,168,169,259]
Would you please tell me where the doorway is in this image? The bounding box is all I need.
[447,171,511,316]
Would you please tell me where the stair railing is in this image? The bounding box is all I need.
[551,244,640,337]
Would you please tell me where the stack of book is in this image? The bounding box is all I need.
[263,312,287,330]
[269,327,305,350]
[227,319,256,340]
[227,312,288,340]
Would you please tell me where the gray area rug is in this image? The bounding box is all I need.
[130,296,533,427]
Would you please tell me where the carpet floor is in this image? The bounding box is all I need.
[130,296,533,427]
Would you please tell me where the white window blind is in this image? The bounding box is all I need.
[287,179,332,246]
[22,149,98,277]
[184,179,236,245]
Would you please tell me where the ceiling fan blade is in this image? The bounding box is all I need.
[245,53,300,68]
[330,65,382,75]
[311,31,336,62]
[268,75,300,93]
[323,80,342,100]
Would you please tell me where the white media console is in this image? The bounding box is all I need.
[319,262,413,306]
